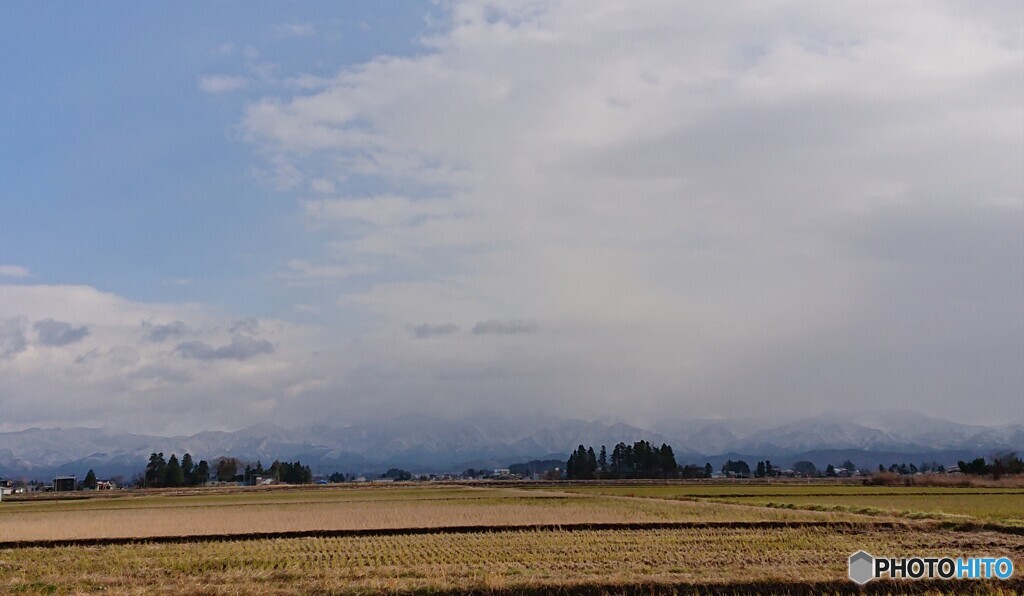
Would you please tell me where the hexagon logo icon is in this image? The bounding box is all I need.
[849,550,875,585]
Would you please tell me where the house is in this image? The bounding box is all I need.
[95,480,116,491]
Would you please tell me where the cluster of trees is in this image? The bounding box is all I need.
[382,468,412,481]
[566,441,681,479]
[138,453,313,488]
[679,463,714,478]
[721,460,781,477]
[878,461,946,475]
[958,453,1023,478]
[721,460,751,476]
[788,460,862,478]
[238,459,312,484]
[142,453,210,488]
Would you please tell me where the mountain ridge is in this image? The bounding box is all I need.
[0,412,1020,480]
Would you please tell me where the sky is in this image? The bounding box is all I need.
[1,1,1022,435]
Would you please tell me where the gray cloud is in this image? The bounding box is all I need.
[175,335,275,361]
[2,2,1022,434]
[227,318,260,335]
[143,320,187,343]
[0,317,28,359]
[128,363,192,384]
[235,1,1021,426]
[409,323,461,338]
[33,318,90,347]
[472,319,539,335]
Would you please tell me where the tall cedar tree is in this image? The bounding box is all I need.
[180,453,194,482]
[192,459,210,486]
[145,452,166,488]
[164,454,185,487]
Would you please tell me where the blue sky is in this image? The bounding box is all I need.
[0,2,1021,433]
[1,2,431,318]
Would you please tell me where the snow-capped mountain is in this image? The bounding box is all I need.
[0,412,1020,480]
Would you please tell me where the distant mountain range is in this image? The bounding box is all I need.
[0,411,1021,480]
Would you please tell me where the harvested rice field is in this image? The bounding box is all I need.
[1,482,1021,594]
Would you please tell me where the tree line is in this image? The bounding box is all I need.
[566,441,685,479]
[958,453,1022,478]
[877,461,946,475]
[137,453,312,488]
[142,453,210,488]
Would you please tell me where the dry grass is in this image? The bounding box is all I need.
[0,485,870,542]
[3,483,1020,594]
[863,474,1024,488]
[1,526,1021,594]
[713,494,1024,527]
[559,484,1024,527]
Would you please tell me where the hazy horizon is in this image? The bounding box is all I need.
[1,2,1022,435]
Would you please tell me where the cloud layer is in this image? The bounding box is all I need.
[237,1,1023,424]
[2,2,1021,432]
[0,285,325,433]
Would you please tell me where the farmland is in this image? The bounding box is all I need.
[557,484,1024,528]
[1,482,1022,594]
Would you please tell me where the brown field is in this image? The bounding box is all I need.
[1,482,1022,594]
[0,485,873,542]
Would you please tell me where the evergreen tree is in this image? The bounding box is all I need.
[598,445,608,477]
[180,453,194,485]
[793,461,818,477]
[193,460,210,486]
[383,467,411,481]
[755,461,766,478]
[165,454,185,487]
[585,446,597,479]
[145,452,167,488]
[216,457,239,482]
[83,469,97,490]
[658,444,678,478]
[958,458,989,475]
[723,459,752,476]
[704,463,713,478]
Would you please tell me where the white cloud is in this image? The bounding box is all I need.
[0,284,331,433]
[274,23,317,38]
[309,178,336,194]
[235,0,1023,424]
[6,2,1021,431]
[198,74,249,94]
[303,195,450,227]
[0,265,30,278]
[281,259,377,284]
[212,42,235,56]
